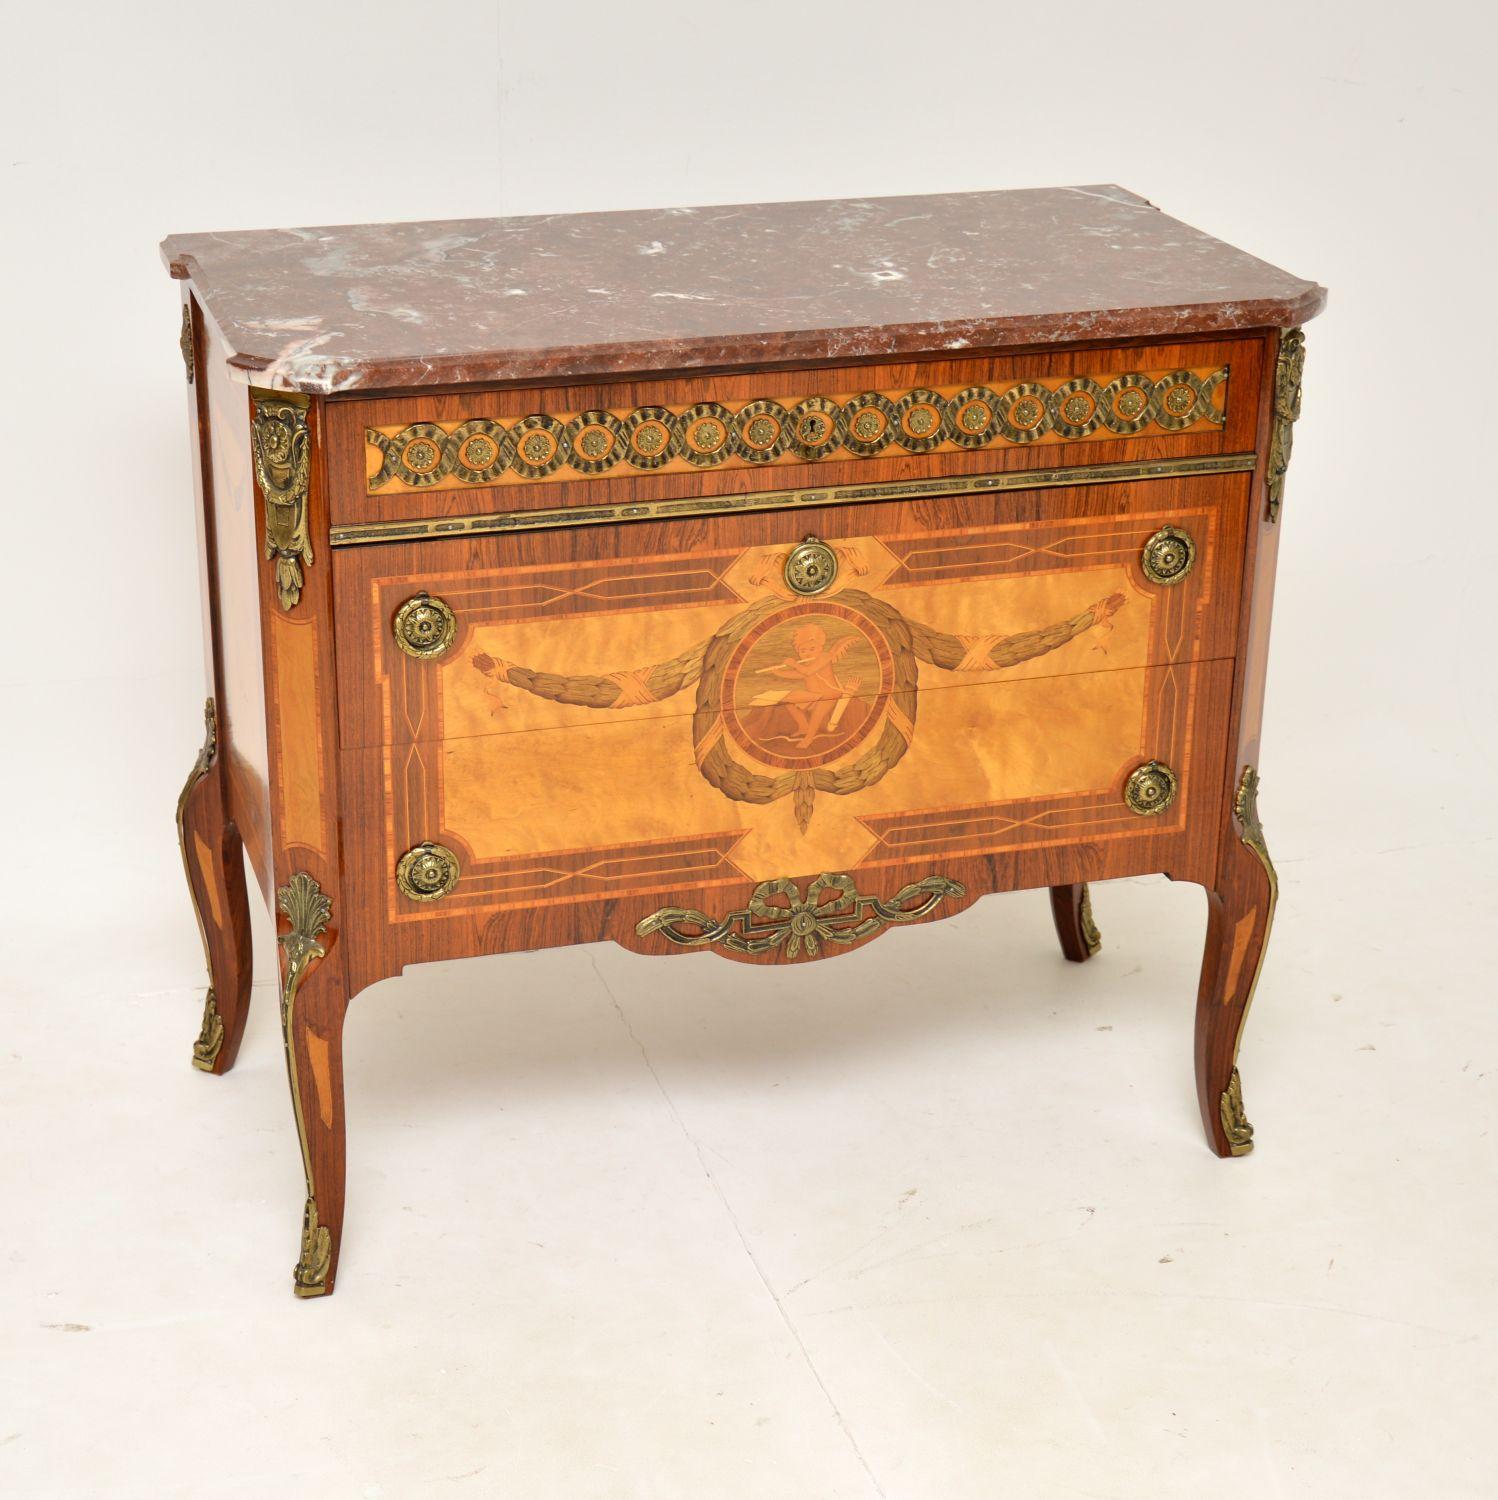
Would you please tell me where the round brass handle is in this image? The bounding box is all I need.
[784,536,838,596]
[396,841,461,901]
[1124,760,1179,817]
[393,592,457,659]
[1140,526,1196,587]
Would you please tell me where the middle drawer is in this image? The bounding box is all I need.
[333,471,1247,757]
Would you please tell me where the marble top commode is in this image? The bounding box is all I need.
[166,184,1323,1296]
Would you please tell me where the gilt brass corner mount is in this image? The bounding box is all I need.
[179,303,195,382]
[1124,760,1178,817]
[1266,329,1304,523]
[278,872,331,1000]
[252,389,313,611]
[1234,765,1272,874]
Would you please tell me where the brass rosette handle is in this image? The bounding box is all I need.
[393,592,457,659]
[784,536,838,596]
[1124,760,1179,816]
[1139,525,1196,587]
[396,842,461,901]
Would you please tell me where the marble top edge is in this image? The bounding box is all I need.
[159,184,1158,271]
[162,185,1325,396]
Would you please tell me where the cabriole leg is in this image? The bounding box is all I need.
[1194,767,1277,1156]
[1049,882,1101,962]
[177,698,253,1073]
[276,872,350,1298]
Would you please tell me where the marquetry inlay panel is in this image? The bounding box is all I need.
[365,366,1228,493]
[353,498,1232,923]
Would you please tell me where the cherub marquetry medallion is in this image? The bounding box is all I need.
[469,561,1124,835]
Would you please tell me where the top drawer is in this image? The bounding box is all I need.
[322,336,1266,537]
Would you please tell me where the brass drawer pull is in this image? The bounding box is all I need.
[393,592,457,659]
[396,841,461,901]
[1140,525,1195,586]
[784,536,838,596]
[1124,760,1178,816]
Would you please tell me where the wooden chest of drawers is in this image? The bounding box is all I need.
[164,186,1323,1296]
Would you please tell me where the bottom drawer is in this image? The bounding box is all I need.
[340,656,1232,982]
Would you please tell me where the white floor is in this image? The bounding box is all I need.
[3,710,1494,1497]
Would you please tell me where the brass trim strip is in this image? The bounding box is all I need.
[330,451,1258,547]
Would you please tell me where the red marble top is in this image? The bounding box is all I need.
[162,186,1325,396]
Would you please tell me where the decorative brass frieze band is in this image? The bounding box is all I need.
[276,871,333,1297]
[365,367,1229,494]
[1219,764,1280,1156]
[177,698,222,1071]
[252,389,313,611]
[636,872,966,958]
[331,451,1258,547]
[1265,330,1304,522]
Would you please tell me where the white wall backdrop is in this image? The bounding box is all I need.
[1,3,1494,1496]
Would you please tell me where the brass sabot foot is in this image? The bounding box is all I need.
[191,989,224,1072]
[1220,1067,1255,1156]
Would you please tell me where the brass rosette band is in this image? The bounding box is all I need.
[367,369,1227,489]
